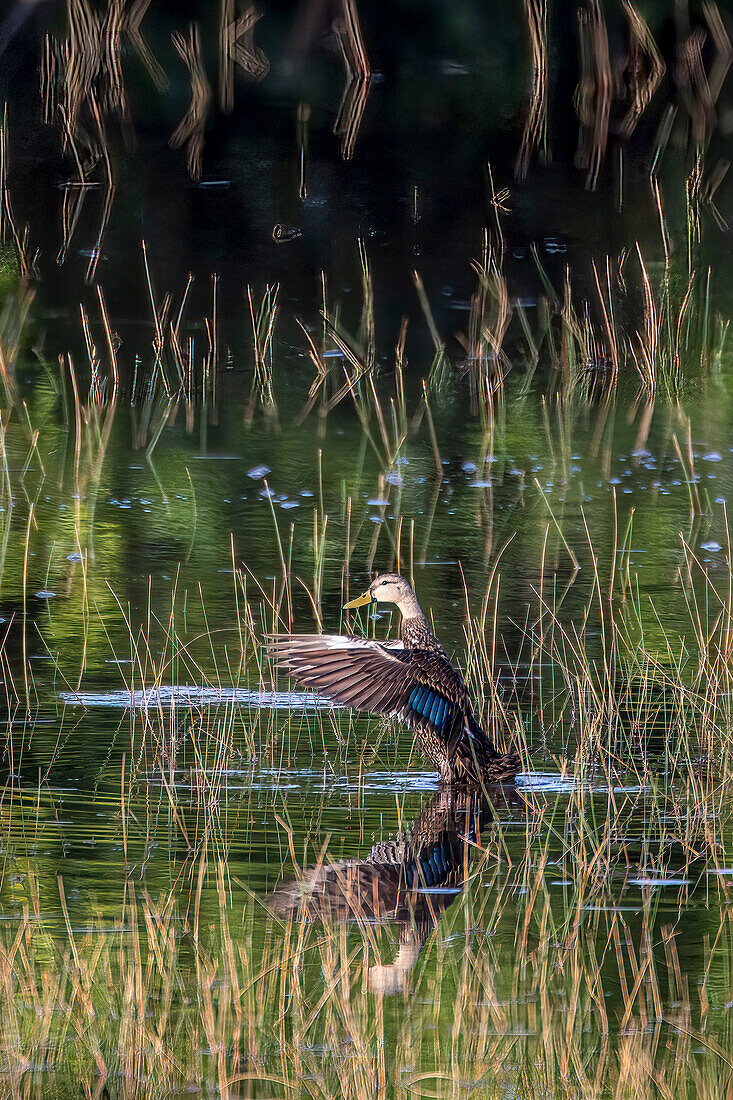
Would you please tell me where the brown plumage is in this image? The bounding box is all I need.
[267,573,523,784]
[267,786,526,993]
[268,788,500,923]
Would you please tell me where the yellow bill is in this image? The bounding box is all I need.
[343,591,373,610]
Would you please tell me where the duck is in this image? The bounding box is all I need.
[267,786,524,992]
[267,573,523,784]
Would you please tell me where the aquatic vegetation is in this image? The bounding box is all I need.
[0,1,733,1096]
[1,765,733,1096]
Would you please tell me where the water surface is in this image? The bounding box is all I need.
[1,1,733,1094]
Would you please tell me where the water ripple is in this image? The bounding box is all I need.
[59,686,337,711]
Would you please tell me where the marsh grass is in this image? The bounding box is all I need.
[1,284,733,791]
[4,371,733,1096]
[1,790,733,1098]
[1,12,733,1090]
[246,283,279,426]
[0,223,730,790]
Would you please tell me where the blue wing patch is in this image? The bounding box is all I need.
[408,685,451,728]
[407,840,450,889]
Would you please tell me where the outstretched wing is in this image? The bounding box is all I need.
[267,634,471,747]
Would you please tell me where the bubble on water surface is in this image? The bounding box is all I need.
[35,590,56,599]
[702,452,723,462]
[247,465,270,479]
[67,552,83,562]
[701,541,722,552]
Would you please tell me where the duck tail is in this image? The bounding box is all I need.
[457,715,523,784]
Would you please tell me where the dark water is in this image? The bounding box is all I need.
[1,1,733,1094]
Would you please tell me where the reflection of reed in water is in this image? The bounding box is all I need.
[268,785,525,994]
[170,24,212,181]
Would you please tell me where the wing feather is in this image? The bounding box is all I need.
[267,634,470,759]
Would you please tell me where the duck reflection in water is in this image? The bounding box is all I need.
[268,784,526,994]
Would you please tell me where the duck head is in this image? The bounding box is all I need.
[344,573,423,617]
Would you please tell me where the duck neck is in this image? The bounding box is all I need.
[397,595,436,648]
[395,590,426,621]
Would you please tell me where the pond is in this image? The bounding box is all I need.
[1,1,733,1096]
